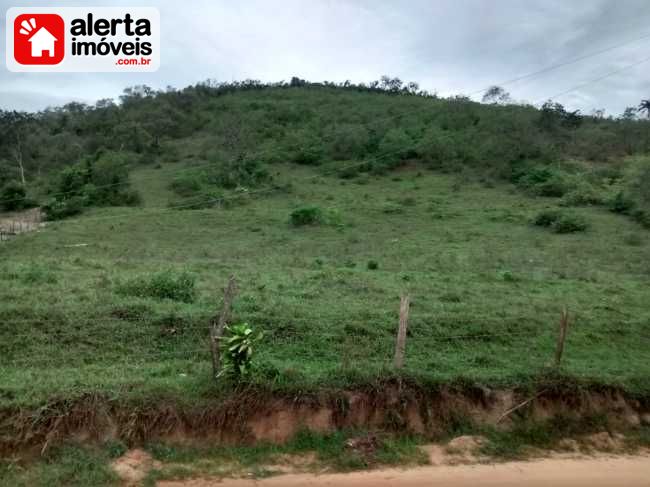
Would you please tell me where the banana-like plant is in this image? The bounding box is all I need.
[219,323,263,378]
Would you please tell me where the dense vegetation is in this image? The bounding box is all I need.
[1,77,649,223]
[0,79,649,410]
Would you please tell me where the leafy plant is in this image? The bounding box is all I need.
[532,209,563,227]
[533,209,588,233]
[290,205,323,226]
[516,166,569,197]
[551,213,589,233]
[219,323,263,378]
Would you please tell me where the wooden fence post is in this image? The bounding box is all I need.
[394,295,410,369]
[210,275,238,380]
[554,307,570,368]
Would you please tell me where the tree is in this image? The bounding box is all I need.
[638,99,650,119]
[591,108,605,120]
[621,107,638,121]
[538,101,581,131]
[482,85,512,105]
[0,181,27,211]
[638,99,650,151]
[0,111,33,186]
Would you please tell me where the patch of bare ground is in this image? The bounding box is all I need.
[157,455,650,487]
[111,448,161,486]
[141,432,650,486]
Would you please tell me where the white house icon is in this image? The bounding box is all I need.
[28,27,57,57]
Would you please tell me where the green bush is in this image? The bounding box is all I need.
[116,270,196,303]
[515,166,569,197]
[561,181,604,206]
[533,209,588,233]
[609,191,636,214]
[367,260,379,270]
[375,128,414,171]
[631,208,650,228]
[285,129,325,165]
[205,155,271,189]
[610,158,650,228]
[290,206,323,226]
[552,214,588,233]
[43,152,141,219]
[326,124,370,160]
[219,323,263,379]
[43,196,86,221]
[169,175,203,196]
[0,181,34,211]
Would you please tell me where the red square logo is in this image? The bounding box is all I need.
[13,14,65,65]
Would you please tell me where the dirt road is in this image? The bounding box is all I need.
[160,455,650,487]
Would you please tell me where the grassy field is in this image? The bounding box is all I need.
[1,161,649,408]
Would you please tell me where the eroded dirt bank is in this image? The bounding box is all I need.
[2,383,649,455]
[159,455,650,487]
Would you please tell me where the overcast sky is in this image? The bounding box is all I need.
[2,0,650,115]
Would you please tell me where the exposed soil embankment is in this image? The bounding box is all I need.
[2,383,649,456]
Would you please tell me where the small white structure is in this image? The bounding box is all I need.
[29,27,57,57]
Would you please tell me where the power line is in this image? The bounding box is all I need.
[540,54,650,103]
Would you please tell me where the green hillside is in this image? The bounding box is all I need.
[1,81,650,408]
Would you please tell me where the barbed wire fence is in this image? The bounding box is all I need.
[1,269,648,402]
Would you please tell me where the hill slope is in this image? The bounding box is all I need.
[1,161,649,408]
[0,83,649,410]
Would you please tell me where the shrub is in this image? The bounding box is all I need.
[515,166,569,197]
[205,155,271,189]
[116,270,196,303]
[608,158,650,228]
[43,196,86,221]
[632,208,650,228]
[533,209,588,233]
[367,260,379,270]
[552,214,589,233]
[375,128,414,171]
[290,206,323,226]
[609,191,635,214]
[326,124,370,160]
[285,129,325,165]
[169,175,202,196]
[499,270,519,282]
[532,209,563,227]
[43,152,141,219]
[219,323,263,379]
[561,182,604,206]
[0,181,34,211]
